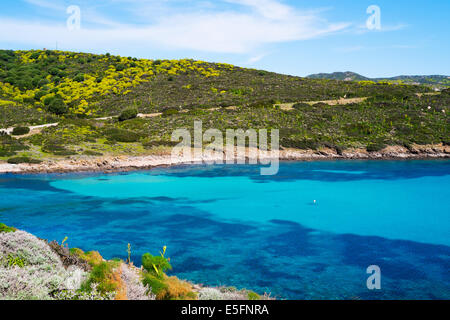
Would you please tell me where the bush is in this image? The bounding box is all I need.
[142,274,194,300]
[43,96,54,106]
[48,99,68,115]
[37,79,49,87]
[81,261,118,295]
[141,252,172,277]
[162,108,179,117]
[247,291,261,300]
[104,128,142,143]
[0,230,87,300]
[42,143,77,156]
[366,142,387,152]
[0,223,16,233]
[247,100,274,108]
[118,108,138,122]
[73,73,85,82]
[115,64,126,71]
[48,67,59,76]
[7,156,42,164]
[281,138,320,150]
[34,90,48,101]
[142,140,178,149]
[82,150,103,156]
[11,126,30,136]
[292,102,311,110]
[142,274,168,298]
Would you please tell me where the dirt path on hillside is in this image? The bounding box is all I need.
[0,113,164,137]
[278,97,368,110]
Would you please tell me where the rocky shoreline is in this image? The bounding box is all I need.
[0,144,448,174]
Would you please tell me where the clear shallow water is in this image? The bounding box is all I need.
[0,160,449,300]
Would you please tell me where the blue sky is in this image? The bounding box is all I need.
[0,0,449,77]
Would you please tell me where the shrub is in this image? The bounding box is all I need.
[164,276,195,300]
[30,52,40,59]
[104,128,141,143]
[0,223,16,233]
[142,274,168,299]
[81,261,118,294]
[48,99,68,115]
[37,78,49,87]
[115,64,126,71]
[141,251,172,277]
[42,142,77,156]
[281,138,320,150]
[118,108,138,122]
[48,67,59,76]
[6,254,27,268]
[162,108,179,117]
[247,291,260,300]
[247,100,274,108]
[7,157,42,164]
[0,230,87,300]
[83,150,103,156]
[53,284,114,300]
[292,102,311,110]
[120,264,154,300]
[11,126,30,136]
[43,96,54,106]
[142,140,178,149]
[198,287,249,300]
[34,89,48,101]
[142,274,194,300]
[47,242,91,271]
[73,73,85,82]
[366,142,387,152]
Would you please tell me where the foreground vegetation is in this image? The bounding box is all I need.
[0,49,448,164]
[0,223,268,300]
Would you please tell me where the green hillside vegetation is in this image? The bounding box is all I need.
[0,49,448,163]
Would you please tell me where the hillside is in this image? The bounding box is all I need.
[307,72,450,88]
[0,49,449,166]
[307,72,370,81]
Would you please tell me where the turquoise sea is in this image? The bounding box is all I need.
[0,160,449,299]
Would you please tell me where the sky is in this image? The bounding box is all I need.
[0,0,449,78]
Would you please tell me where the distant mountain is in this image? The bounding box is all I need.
[307,72,450,88]
[307,72,370,81]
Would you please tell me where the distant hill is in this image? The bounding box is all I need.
[307,72,450,88]
[307,72,370,82]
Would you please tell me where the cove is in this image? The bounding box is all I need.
[0,160,449,299]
